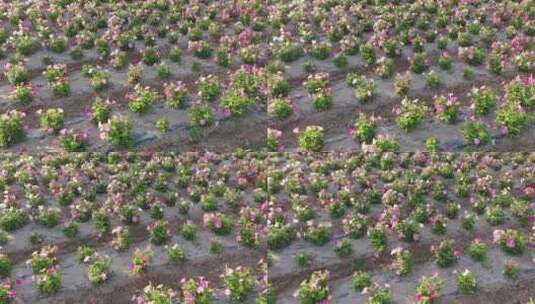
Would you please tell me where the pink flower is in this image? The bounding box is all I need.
[500,125,509,136]
[524,186,535,198]
[506,238,515,248]
[493,230,504,243]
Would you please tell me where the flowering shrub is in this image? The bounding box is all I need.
[469,86,497,116]
[295,270,331,304]
[268,98,293,120]
[505,77,535,110]
[459,47,485,66]
[467,238,487,262]
[425,70,441,88]
[368,224,387,254]
[188,104,215,127]
[180,277,212,304]
[267,128,283,152]
[0,0,534,298]
[395,219,419,242]
[495,103,530,137]
[221,266,255,302]
[394,98,427,132]
[35,267,61,295]
[410,53,428,74]
[156,118,168,134]
[188,41,212,59]
[197,75,222,103]
[111,226,132,252]
[166,244,185,265]
[181,221,198,241]
[437,53,453,70]
[76,246,94,264]
[13,33,40,55]
[376,57,394,78]
[462,120,491,146]
[373,135,400,152]
[5,63,29,85]
[488,50,505,75]
[128,85,159,114]
[360,44,376,66]
[133,283,177,304]
[353,76,376,103]
[493,229,527,255]
[415,274,443,304]
[127,64,144,84]
[90,70,110,92]
[90,97,113,124]
[0,255,11,278]
[59,129,88,152]
[148,220,171,245]
[431,240,459,268]
[305,222,332,246]
[334,239,352,257]
[28,245,58,274]
[351,271,371,292]
[341,211,368,239]
[394,72,412,96]
[456,269,478,294]
[131,247,153,274]
[8,84,34,105]
[434,94,460,124]
[353,113,376,144]
[485,205,505,226]
[98,115,134,147]
[0,111,26,148]
[390,247,412,276]
[164,81,188,109]
[0,279,16,303]
[38,207,61,228]
[220,89,254,118]
[44,64,70,97]
[513,51,534,72]
[365,283,393,304]
[425,136,440,152]
[304,72,329,94]
[204,213,232,235]
[503,262,518,280]
[87,255,111,285]
[312,88,333,111]
[141,47,160,66]
[238,222,260,248]
[297,126,325,152]
[276,41,304,63]
[268,222,295,250]
[38,108,64,135]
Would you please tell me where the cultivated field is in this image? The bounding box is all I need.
[0,153,268,303]
[268,152,534,304]
[0,0,534,152]
[0,0,534,303]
